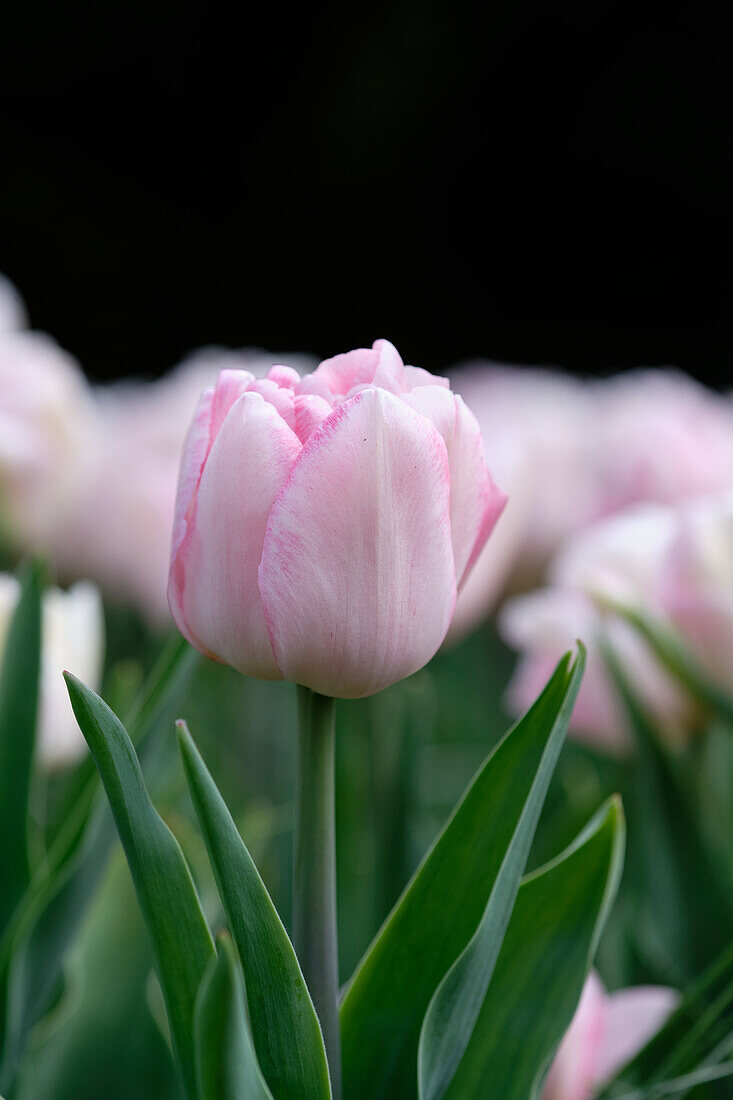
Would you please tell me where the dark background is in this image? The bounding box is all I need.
[1,2,731,386]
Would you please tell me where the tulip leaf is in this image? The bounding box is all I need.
[441,797,625,1099]
[340,647,585,1100]
[64,673,215,1100]
[195,933,274,1100]
[416,641,587,1099]
[0,562,42,934]
[602,640,733,981]
[177,720,331,1100]
[11,851,180,1100]
[0,636,196,1092]
[599,940,733,1096]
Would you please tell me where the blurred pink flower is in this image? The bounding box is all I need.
[659,491,733,689]
[588,370,733,518]
[0,330,94,549]
[543,971,678,1100]
[500,505,692,750]
[447,365,595,638]
[169,340,506,697]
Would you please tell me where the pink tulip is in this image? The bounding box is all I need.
[543,971,678,1100]
[0,273,27,333]
[659,491,733,689]
[500,505,692,750]
[169,340,506,697]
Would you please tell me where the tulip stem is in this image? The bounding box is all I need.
[294,686,342,1098]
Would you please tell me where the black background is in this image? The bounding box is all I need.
[2,2,731,386]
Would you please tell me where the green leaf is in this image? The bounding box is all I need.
[600,941,733,1096]
[442,797,625,1099]
[195,933,274,1100]
[416,643,587,1099]
[602,640,733,981]
[340,647,585,1100]
[64,673,215,1100]
[12,850,180,1100]
[177,720,331,1100]
[0,635,196,1092]
[0,562,42,933]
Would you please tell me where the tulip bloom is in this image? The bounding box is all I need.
[543,971,678,1100]
[169,340,505,698]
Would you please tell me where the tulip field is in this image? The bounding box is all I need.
[1,271,732,1099]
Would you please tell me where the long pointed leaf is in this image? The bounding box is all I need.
[177,720,331,1100]
[340,648,584,1099]
[442,797,625,1099]
[417,643,586,1098]
[64,673,215,1099]
[0,562,42,932]
[195,933,274,1100]
[0,635,195,1090]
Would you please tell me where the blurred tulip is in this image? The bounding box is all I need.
[543,970,678,1100]
[0,331,94,549]
[0,273,27,333]
[659,491,733,689]
[169,340,506,697]
[588,370,733,518]
[500,505,692,749]
[447,365,596,638]
[0,574,104,767]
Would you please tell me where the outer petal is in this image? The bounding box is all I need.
[170,387,214,561]
[404,386,507,587]
[594,986,679,1089]
[258,388,456,697]
[169,391,301,678]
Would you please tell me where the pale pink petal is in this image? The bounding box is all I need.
[209,369,255,441]
[169,388,214,562]
[404,365,451,390]
[404,386,507,587]
[543,971,606,1100]
[267,364,301,389]
[594,986,680,1088]
[293,393,333,443]
[258,388,456,697]
[248,377,296,432]
[313,339,405,398]
[169,392,301,677]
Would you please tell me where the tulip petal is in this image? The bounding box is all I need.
[170,392,301,678]
[259,388,456,697]
[405,386,507,588]
[170,387,214,562]
[313,339,405,398]
[594,986,680,1089]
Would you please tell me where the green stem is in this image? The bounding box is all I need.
[294,687,342,1098]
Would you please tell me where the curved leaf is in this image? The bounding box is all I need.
[0,562,42,933]
[177,720,331,1099]
[64,673,215,1099]
[195,933,274,1100]
[417,644,586,1098]
[340,648,584,1100]
[442,797,625,1099]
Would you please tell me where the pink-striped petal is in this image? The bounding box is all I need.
[170,391,301,677]
[313,339,405,398]
[169,387,214,563]
[258,388,456,697]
